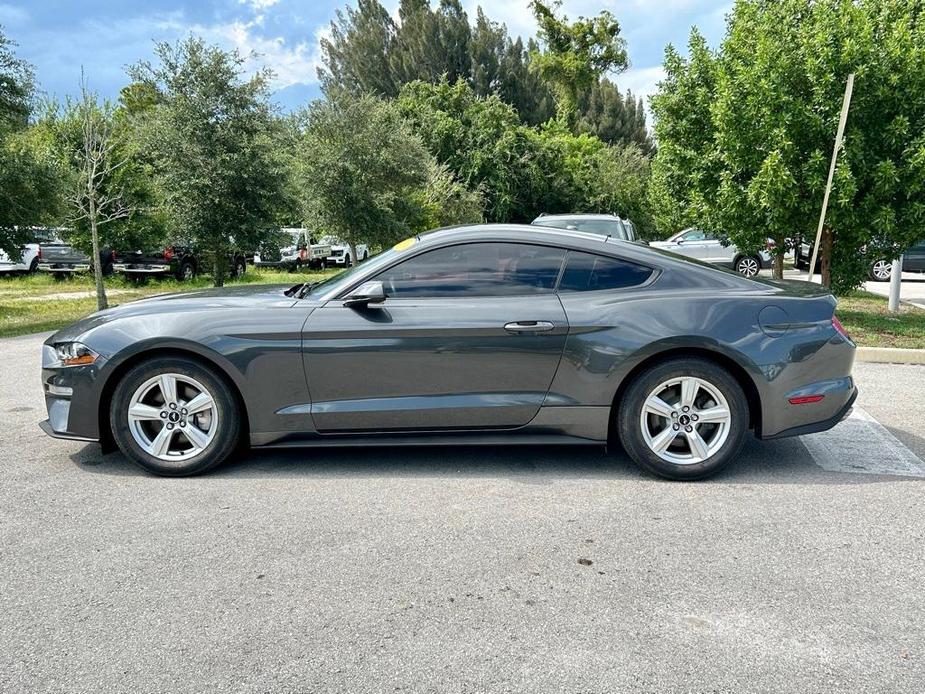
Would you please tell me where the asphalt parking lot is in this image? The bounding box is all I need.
[2,332,924,693]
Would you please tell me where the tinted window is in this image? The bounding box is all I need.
[679,229,706,242]
[375,243,566,297]
[536,218,629,240]
[558,251,652,292]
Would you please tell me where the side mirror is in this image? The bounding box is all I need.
[344,280,386,307]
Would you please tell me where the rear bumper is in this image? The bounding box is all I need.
[114,264,171,274]
[759,387,857,440]
[38,263,90,272]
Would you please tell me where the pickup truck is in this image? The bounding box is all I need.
[320,237,368,267]
[254,228,332,270]
[37,242,115,279]
[114,244,247,281]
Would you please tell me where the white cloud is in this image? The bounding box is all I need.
[615,65,666,107]
[192,18,324,89]
[239,0,280,11]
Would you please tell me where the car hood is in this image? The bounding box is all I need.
[48,284,303,344]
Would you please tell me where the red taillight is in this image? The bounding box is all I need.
[832,315,850,341]
[789,395,825,405]
[163,246,174,261]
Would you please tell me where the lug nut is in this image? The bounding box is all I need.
[682,406,690,413]
[160,412,167,419]
[169,403,177,410]
[671,411,678,418]
[691,414,699,421]
[181,408,187,415]
[179,421,185,427]
[685,425,693,433]
[166,423,174,430]
[672,423,680,431]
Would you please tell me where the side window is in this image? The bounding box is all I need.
[681,229,706,242]
[375,242,566,298]
[558,251,652,292]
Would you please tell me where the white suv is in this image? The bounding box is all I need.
[0,229,60,275]
[649,228,772,277]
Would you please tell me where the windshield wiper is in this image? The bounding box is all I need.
[296,281,319,299]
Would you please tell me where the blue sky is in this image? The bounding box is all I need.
[1,0,731,114]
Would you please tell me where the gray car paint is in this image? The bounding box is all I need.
[39,224,857,451]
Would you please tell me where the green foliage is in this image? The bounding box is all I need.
[0,29,61,259]
[296,91,477,259]
[650,0,925,292]
[528,0,628,124]
[577,78,652,154]
[128,38,286,286]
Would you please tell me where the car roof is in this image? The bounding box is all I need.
[532,213,623,222]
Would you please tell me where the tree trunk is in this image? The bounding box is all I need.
[212,251,225,288]
[349,241,359,269]
[773,253,784,280]
[820,226,834,289]
[89,198,108,311]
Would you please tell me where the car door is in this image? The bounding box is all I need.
[699,232,729,264]
[903,240,925,272]
[672,229,709,260]
[302,242,570,432]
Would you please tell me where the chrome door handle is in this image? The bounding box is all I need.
[504,321,555,333]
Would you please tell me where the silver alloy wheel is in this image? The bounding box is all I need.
[736,257,760,277]
[640,376,732,465]
[871,260,891,280]
[126,373,218,462]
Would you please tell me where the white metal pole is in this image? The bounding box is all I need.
[888,255,903,313]
[807,73,854,284]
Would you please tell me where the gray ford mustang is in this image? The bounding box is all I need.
[39,224,857,480]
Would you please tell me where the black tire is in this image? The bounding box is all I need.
[233,258,246,278]
[617,358,749,481]
[109,356,242,477]
[344,254,352,268]
[28,257,39,274]
[868,259,892,282]
[362,251,368,261]
[177,261,196,282]
[734,255,761,278]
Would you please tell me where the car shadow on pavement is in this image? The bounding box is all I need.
[68,435,923,485]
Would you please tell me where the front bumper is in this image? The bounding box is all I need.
[38,343,105,442]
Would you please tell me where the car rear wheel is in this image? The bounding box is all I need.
[617,358,749,480]
[735,255,761,278]
[110,356,241,476]
[28,257,39,274]
[233,258,246,278]
[869,260,891,282]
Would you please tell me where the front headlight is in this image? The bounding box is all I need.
[53,342,99,367]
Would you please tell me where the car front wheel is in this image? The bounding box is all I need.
[110,356,241,476]
[617,358,749,480]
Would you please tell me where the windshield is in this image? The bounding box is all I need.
[302,245,404,300]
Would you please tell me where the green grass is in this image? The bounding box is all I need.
[837,290,925,349]
[0,267,337,338]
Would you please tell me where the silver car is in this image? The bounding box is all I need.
[649,228,772,277]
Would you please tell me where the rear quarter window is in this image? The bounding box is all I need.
[558,251,653,291]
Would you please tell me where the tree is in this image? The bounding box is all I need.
[649,29,720,239]
[577,78,652,153]
[129,38,286,286]
[297,91,472,262]
[60,80,133,311]
[650,0,925,290]
[528,0,628,124]
[0,28,61,259]
[319,0,398,97]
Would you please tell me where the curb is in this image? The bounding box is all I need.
[855,346,925,365]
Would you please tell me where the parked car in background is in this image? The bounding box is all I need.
[532,213,638,242]
[649,228,772,278]
[0,228,59,275]
[114,244,247,281]
[321,237,368,267]
[37,240,115,279]
[254,228,332,271]
[795,237,925,280]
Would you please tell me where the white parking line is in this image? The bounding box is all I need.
[801,407,925,477]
